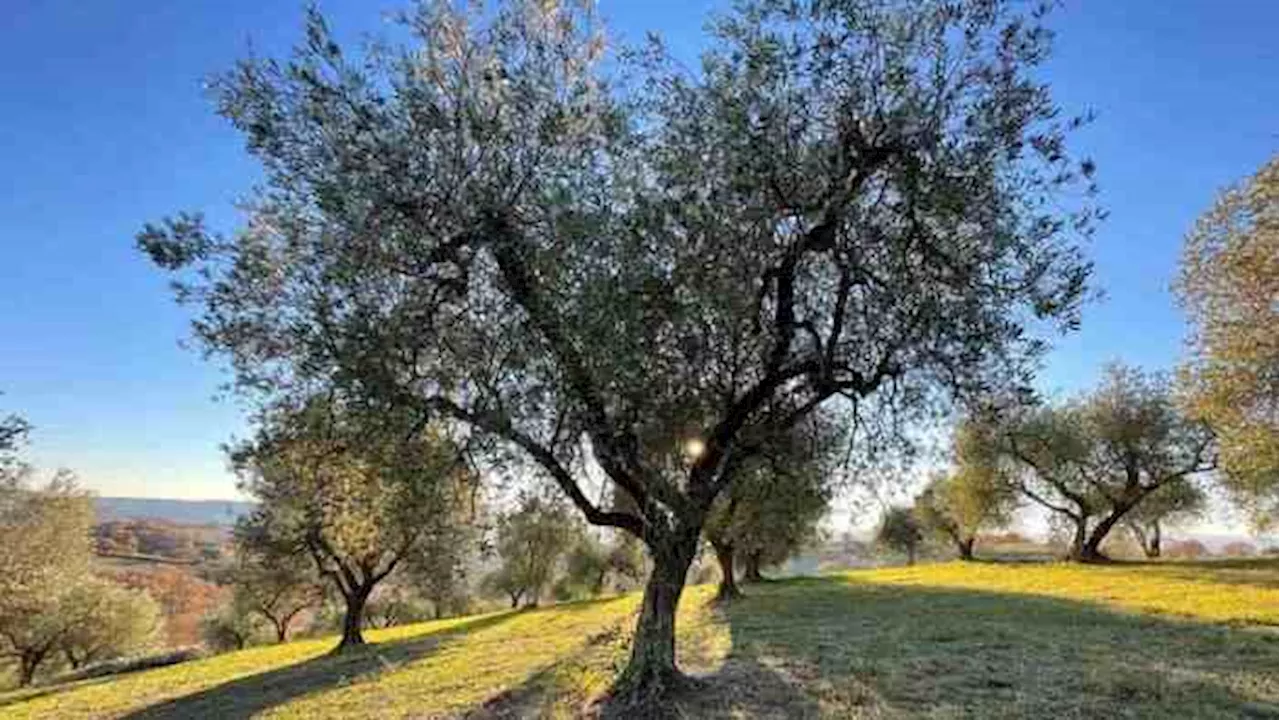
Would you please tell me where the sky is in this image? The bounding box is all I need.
[0,1,1275,524]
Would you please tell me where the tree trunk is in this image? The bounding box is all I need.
[711,540,740,602]
[1146,520,1161,558]
[274,618,289,643]
[64,648,84,670]
[611,531,698,708]
[18,650,45,687]
[957,536,976,561]
[335,586,371,652]
[1066,517,1089,561]
[907,544,916,566]
[1080,506,1134,563]
[742,550,764,583]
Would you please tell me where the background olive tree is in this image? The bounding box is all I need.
[485,493,577,608]
[875,506,924,566]
[994,365,1214,561]
[0,432,99,687]
[231,398,479,651]
[139,0,1097,701]
[1122,479,1207,559]
[704,416,836,600]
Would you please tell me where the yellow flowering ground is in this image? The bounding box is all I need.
[1,558,1274,719]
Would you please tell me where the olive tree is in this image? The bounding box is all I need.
[1174,157,1278,530]
[1123,478,1206,559]
[704,416,836,600]
[997,365,1215,561]
[139,0,1096,701]
[225,532,325,643]
[0,469,96,685]
[486,493,577,608]
[58,578,161,670]
[914,422,1019,560]
[875,506,924,565]
[231,399,478,651]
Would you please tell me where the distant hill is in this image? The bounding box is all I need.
[95,497,255,526]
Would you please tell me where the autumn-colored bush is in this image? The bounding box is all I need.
[108,566,228,647]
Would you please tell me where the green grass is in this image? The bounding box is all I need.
[2,559,1275,719]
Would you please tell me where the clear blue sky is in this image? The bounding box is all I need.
[1,1,1275,501]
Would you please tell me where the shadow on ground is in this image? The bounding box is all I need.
[463,575,1277,719]
[121,611,517,720]
[703,576,1278,718]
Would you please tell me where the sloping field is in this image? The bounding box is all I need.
[2,559,1275,719]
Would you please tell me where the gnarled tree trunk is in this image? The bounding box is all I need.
[17,648,47,687]
[336,585,372,652]
[1080,504,1138,563]
[611,529,699,708]
[957,535,976,561]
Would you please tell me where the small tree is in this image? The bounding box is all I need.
[486,494,577,608]
[58,578,161,670]
[226,533,324,643]
[915,422,1019,560]
[0,468,95,686]
[409,521,483,620]
[1174,157,1278,530]
[200,596,261,652]
[1123,479,1206,559]
[232,398,479,652]
[876,507,924,566]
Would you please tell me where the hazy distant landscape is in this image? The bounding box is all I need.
[94,497,254,527]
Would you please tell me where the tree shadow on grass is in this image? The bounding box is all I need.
[121,611,519,720]
[715,576,1278,718]
[464,615,821,720]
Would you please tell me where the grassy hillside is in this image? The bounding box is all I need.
[2,559,1275,719]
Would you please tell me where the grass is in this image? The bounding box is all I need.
[1,559,1275,719]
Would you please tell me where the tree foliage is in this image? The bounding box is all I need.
[914,419,1019,559]
[138,0,1097,698]
[704,415,836,599]
[58,578,161,670]
[1173,156,1279,530]
[225,533,325,643]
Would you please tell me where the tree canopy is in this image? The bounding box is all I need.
[0,468,98,685]
[139,0,1097,700]
[1174,156,1278,531]
[913,425,1018,560]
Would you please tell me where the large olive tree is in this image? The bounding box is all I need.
[139,0,1095,702]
